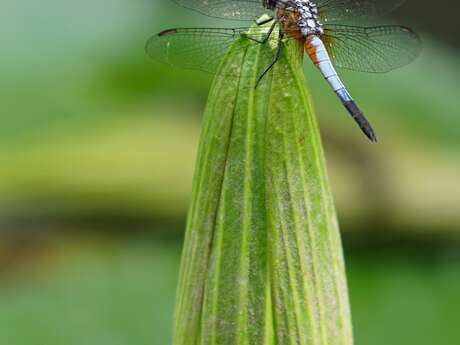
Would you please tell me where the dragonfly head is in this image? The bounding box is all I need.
[263,0,277,10]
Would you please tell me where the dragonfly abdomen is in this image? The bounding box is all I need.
[305,35,377,142]
[305,35,345,92]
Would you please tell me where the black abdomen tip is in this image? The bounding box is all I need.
[343,100,377,142]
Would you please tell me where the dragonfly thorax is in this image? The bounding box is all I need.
[294,0,324,36]
[277,0,324,36]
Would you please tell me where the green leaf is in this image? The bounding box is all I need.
[173,23,353,345]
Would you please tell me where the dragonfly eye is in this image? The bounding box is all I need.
[263,0,277,9]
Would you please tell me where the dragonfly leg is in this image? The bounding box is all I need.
[255,30,284,88]
[246,19,277,45]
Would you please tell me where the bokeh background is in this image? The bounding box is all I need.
[1,0,459,344]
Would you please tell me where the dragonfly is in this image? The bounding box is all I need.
[146,0,421,142]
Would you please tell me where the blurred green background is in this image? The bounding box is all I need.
[1,0,459,344]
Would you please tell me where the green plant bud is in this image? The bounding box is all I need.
[173,23,353,345]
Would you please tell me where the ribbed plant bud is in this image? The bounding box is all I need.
[172,21,353,345]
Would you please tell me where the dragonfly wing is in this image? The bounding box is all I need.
[146,28,247,74]
[170,0,272,21]
[322,25,422,73]
[146,27,283,75]
[316,0,404,24]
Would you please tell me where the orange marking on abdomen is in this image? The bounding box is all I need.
[304,40,318,64]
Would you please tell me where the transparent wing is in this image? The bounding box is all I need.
[146,26,288,76]
[316,0,405,24]
[170,0,272,20]
[146,28,247,74]
[322,25,422,72]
